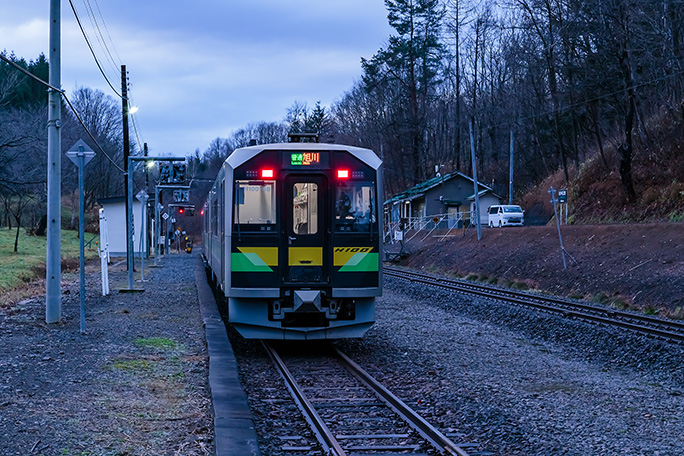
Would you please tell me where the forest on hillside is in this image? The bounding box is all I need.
[3,0,684,235]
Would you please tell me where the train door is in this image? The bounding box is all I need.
[220,179,225,287]
[284,175,328,284]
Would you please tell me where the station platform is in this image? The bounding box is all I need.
[0,251,260,455]
[195,254,262,455]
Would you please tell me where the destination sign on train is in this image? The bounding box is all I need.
[291,152,322,166]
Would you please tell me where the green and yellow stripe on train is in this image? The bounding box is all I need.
[231,247,278,272]
[334,247,378,272]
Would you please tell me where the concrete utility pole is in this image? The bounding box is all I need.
[46,0,62,323]
[509,130,514,205]
[121,65,131,269]
[469,122,482,241]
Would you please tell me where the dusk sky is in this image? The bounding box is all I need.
[1,1,392,156]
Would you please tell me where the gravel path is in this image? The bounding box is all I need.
[0,253,213,456]
[336,275,684,456]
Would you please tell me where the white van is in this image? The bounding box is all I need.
[488,205,524,227]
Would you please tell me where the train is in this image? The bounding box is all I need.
[202,139,383,339]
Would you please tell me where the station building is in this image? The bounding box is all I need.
[384,172,502,232]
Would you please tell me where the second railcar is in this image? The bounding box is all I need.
[202,142,383,339]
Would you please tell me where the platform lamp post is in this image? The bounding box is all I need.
[66,140,95,334]
[124,156,185,291]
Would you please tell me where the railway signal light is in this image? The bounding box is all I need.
[178,207,184,215]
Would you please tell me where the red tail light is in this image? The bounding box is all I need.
[337,169,349,179]
[261,169,274,179]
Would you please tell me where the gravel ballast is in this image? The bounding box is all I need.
[336,275,684,455]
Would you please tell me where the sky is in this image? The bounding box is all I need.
[1,1,393,157]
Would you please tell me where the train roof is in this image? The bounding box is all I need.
[226,142,381,170]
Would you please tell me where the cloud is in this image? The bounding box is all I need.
[1,1,392,156]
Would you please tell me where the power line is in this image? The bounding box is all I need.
[68,0,123,99]
[68,0,148,159]
[0,53,63,93]
[62,93,126,173]
[0,53,126,173]
[81,0,121,76]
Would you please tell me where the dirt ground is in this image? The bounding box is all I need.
[391,222,684,317]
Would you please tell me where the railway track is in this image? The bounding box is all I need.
[384,266,684,344]
[263,342,474,456]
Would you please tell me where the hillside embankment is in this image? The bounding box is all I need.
[392,223,684,317]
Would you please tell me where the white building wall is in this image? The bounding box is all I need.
[100,200,146,257]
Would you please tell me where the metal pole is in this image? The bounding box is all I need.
[469,122,482,241]
[509,130,514,205]
[127,156,134,289]
[549,187,567,269]
[138,193,148,281]
[154,186,160,266]
[77,155,86,333]
[143,143,149,258]
[46,0,62,324]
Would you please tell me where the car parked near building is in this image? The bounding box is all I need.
[488,205,524,227]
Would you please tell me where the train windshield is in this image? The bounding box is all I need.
[335,181,376,232]
[234,180,276,226]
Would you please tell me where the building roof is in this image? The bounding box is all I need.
[383,171,495,205]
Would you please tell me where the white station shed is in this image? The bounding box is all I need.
[97,197,148,257]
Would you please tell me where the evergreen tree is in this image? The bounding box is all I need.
[361,0,445,184]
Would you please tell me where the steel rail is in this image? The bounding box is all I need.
[334,348,471,456]
[262,341,347,456]
[385,267,684,344]
[388,267,684,331]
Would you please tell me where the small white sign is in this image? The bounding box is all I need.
[395,230,403,241]
[162,212,169,220]
[135,189,148,202]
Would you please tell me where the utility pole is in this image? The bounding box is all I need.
[46,0,62,324]
[144,143,149,258]
[121,65,131,269]
[469,122,482,241]
[509,130,514,205]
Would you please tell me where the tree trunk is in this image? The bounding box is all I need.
[14,216,20,253]
[619,97,637,203]
[589,104,610,171]
[618,27,638,203]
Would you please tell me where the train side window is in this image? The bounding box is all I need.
[292,183,318,234]
[234,180,276,226]
[335,182,376,232]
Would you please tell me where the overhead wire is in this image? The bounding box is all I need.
[68,0,122,99]
[92,0,124,65]
[67,0,149,158]
[0,53,125,173]
[61,94,127,173]
[80,0,120,76]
